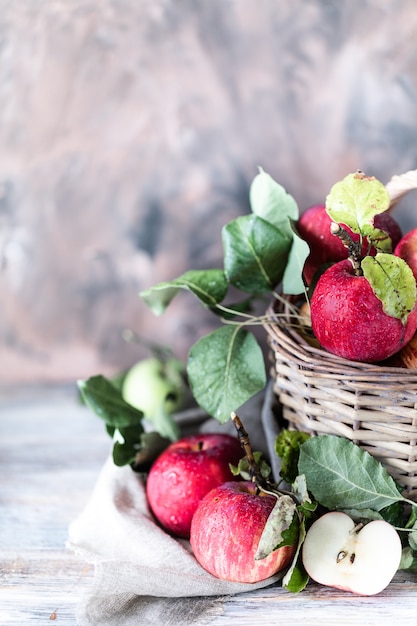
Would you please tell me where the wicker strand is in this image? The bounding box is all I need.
[264,298,417,500]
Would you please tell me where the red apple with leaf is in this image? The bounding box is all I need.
[298,203,402,284]
[189,413,298,583]
[309,172,417,362]
[190,480,297,583]
[146,432,244,538]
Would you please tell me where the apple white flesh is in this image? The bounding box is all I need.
[302,512,402,596]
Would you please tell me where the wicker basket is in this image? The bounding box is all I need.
[264,296,417,500]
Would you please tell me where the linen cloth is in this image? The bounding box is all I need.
[67,381,284,625]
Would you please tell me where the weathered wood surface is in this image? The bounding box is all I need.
[1,386,417,625]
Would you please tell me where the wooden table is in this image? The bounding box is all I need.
[1,385,417,625]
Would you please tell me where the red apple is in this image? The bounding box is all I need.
[298,205,402,284]
[384,329,417,368]
[302,512,402,596]
[298,205,345,284]
[190,481,296,583]
[146,433,244,538]
[394,227,417,281]
[310,258,417,362]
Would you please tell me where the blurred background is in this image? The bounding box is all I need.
[1,0,417,386]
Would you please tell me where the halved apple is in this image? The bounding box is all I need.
[302,512,402,595]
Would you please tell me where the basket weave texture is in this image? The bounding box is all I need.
[264,297,417,500]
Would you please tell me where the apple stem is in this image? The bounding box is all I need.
[350,522,364,535]
[230,412,301,502]
[230,411,268,491]
[330,222,363,276]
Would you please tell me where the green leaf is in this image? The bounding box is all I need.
[291,474,317,516]
[255,495,297,560]
[187,325,266,423]
[275,429,311,484]
[280,508,301,547]
[131,431,171,472]
[77,375,144,429]
[409,520,417,551]
[298,435,404,511]
[112,425,142,466]
[342,502,404,527]
[282,223,310,295]
[361,227,393,254]
[399,547,417,572]
[339,508,384,522]
[361,253,417,324]
[113,428,171,469]
[326,172,390,235]
[139,269,228,315]
[212,296,256,319]
[249,167,299,238]
[222,214,291,293]
[147,405,180,442]
[230,451,272,481]
[282,516,309,593]
[379,500,407,527]
[112,442,135,467]
[405,505,417,529]
[283,558,309,593]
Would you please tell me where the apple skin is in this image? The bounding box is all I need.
[394,227,417,281]
[146,433,244,538]
[298,205,403,284]
[384,329,417,368]
[190,481,296,583]
[302,512,402,596]
[122,356,188,440]
[310,259,417,362]
[122,357,187,418]
[298,205,345,284]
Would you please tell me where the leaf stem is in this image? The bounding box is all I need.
[231,412,262,483]
[330,222,363,276]
[229,412,302,505]
[403,498,417,511]
[214,303,259,320]
[230,411,278,496]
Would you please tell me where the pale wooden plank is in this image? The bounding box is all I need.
[0,386,107,625]
[0,551,94,625]
[209,573,417,625]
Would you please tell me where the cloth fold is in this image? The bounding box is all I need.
[67,381,284,626]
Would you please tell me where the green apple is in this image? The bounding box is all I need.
[122,357,187,441]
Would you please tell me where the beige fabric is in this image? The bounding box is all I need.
[67,382,284,625]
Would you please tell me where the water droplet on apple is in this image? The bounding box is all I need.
[167,471,179,485]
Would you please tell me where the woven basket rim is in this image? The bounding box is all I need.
[263,295,417,381]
